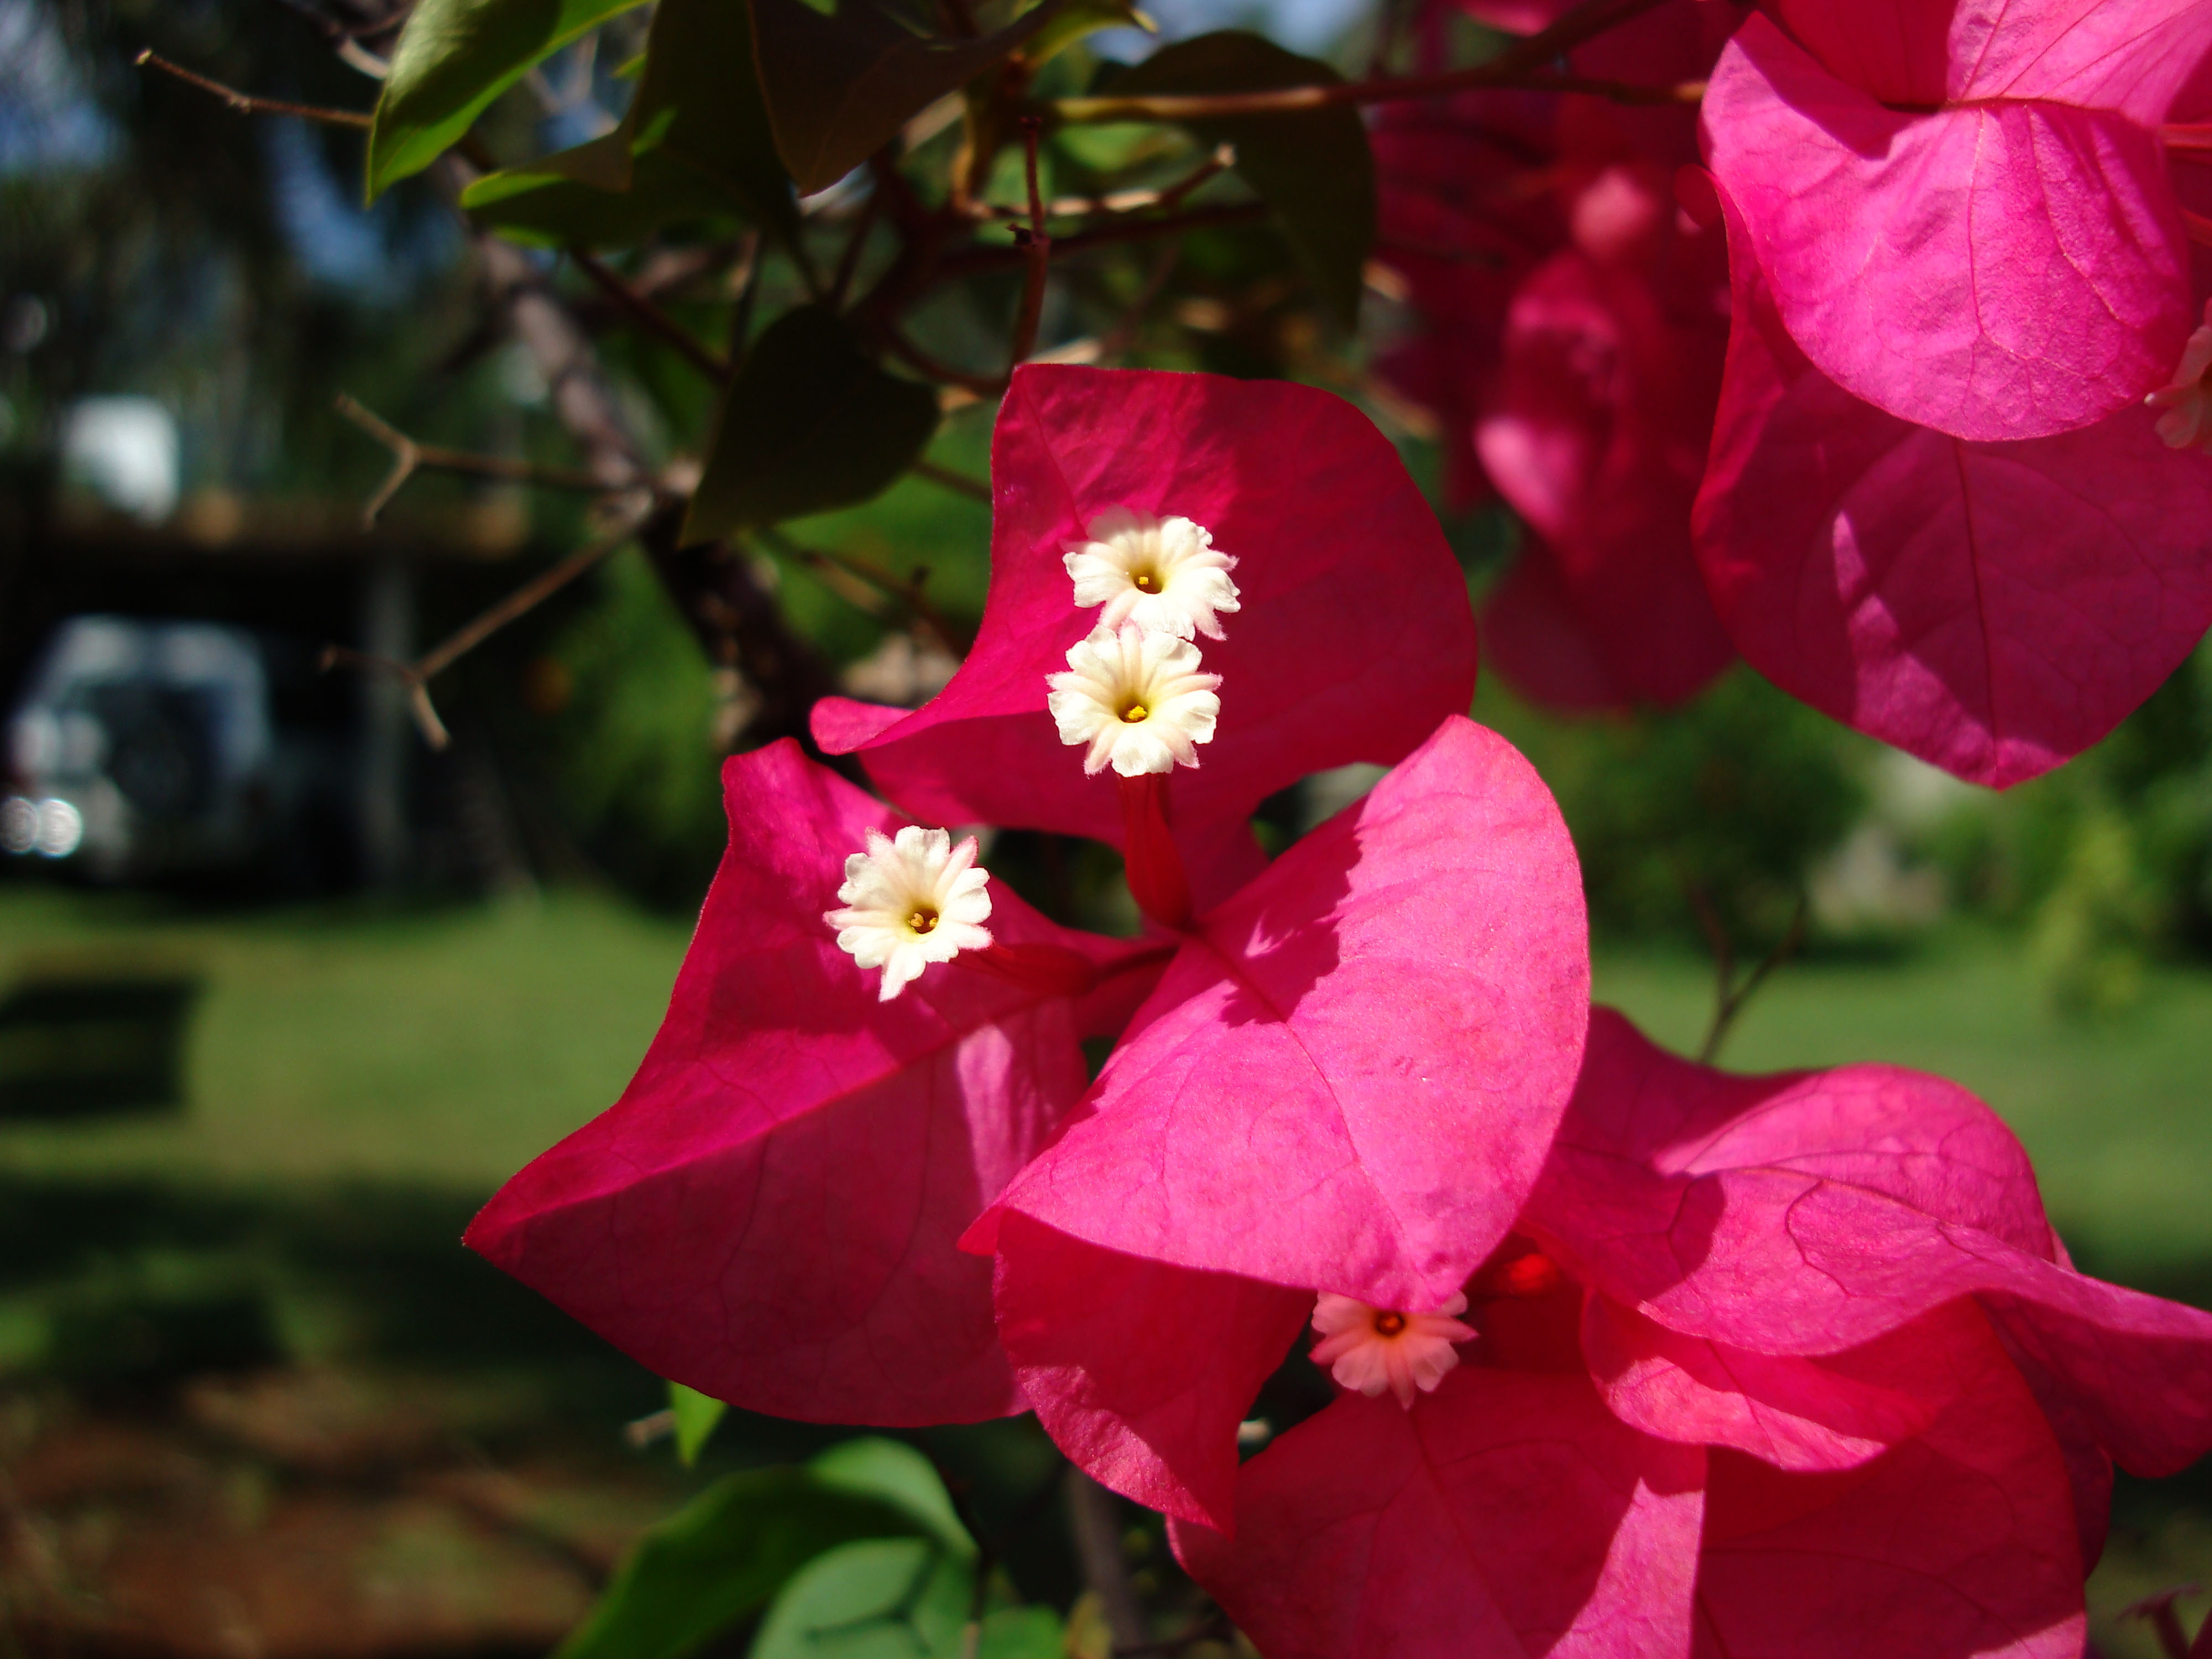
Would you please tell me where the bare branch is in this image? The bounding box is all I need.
[1007,117,1053,369]
[1693,889,1811,1066]
[758,526,969,655]
[1047,0,1673,122]
[334,393,632,525]
[1066,1470,1146,1656]
[910,460,990,503]
[321,505,650,748]
[135,49,373,128]
[569,250,732,383]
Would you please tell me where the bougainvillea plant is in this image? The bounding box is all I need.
[138,0,2212,1647]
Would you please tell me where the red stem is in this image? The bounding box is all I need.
[1119,773,1192,931]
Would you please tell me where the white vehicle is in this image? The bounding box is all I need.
[2,616,279,881]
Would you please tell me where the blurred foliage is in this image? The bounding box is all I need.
[531,546,728,907]
[1914,643,2212,1009]
[1480,664,1871,949]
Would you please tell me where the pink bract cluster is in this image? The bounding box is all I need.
[469,365,2212,1657]
[1379,0,2212,786]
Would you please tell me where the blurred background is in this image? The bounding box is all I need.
[4,0,2212,1652]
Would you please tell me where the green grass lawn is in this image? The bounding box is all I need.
[4,882,2210,1279]
[0,879,691,1191]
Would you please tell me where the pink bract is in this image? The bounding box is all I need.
[1694,176,2212,786]
[974,716,1589,1311]
[464,740,1156,1426]
[966,714,1589,1528]
[1527,1010,2212,1477]
[1175,1010,2212,1657]
[1475,246,1735,708]
[1173,1368,1707,1659]
[1702,5,2212,441]
[811,365,1477,911]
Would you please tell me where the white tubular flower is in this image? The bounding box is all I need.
[823,826,993,1001]
[1063,507,1240,641]
[1046,623,1222,777]
[2146,299,2212,453]
[1309,1292,1475,1410]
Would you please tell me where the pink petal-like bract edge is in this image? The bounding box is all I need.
[812,364,1478,910]
[1173,1366,1706,1659]
[465,741,1156,1425]
[982,714,1591,1311]
[1692,173,2212,786]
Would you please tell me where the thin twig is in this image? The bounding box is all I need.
[335,393,628,525]
[1066,1471,1146,1656]
[936,200,1269,281]
[1691,888,1810,1065]
[911,459,990,502]
[1007,117,1053,369]
[569,249,732,382]
[135,49,373,127]
[830,165,888,309]
[1097,242,1181,362]
[1046,0,1670,122]
[321,507,648,747]
[976,144,1237,222]
[2123,1585,2201,1659]
[758,525,968,654]
[883,328,1010,397]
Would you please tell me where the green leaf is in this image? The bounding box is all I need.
[749,0,1079,194]
[462,0,796,246]
[809,1438,973,1557]
[684,306,939,540]
[462,148,740,247]
[554,1467,944,1659]
[1114,32,1375,327]
[367,0,649,198]
[1024,0,1147,69]
[669,1381,727,1468]
[750,1538,971,1659]
[975,1607,1067,1659]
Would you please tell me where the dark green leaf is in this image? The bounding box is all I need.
[750,1539,971,1659]
[685,306,939,540]
[367,0,649,198]
[461,0,796,246]
[462,149,739,248]
[808,1438,973,1557]
[1115,32,1375,327]
[1024,0,1146,69]
[750,0,1077,194]
[669,1381,727,1468]
[553,1467,942,1659]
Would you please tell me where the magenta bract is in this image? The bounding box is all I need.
[977,716,1589,1310]
[1703,4,2212,442]
[1694,175,2212,786]
[1173,1009,2212,1656]
[811,364,1477,910]
[463,740,1156,1425]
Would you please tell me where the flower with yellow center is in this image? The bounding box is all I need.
[1063,507,1240,641]
[1309,1291,1475,1409]
[1045,623,1222,776]
[824,826,992,1001]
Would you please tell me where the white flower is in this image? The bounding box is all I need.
[1063,507,1240,641]
[2146,299,2212,453]
[1045,623,1222,776]
[823,826,993,1001]
[1308,1292,1475,1410]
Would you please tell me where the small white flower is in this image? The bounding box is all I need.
[1045,623,1222,777]
[1309,1292,1475,1410]
[823,826,993,1001]
[1063,507,1240,641]
[2146,299,2212,453]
